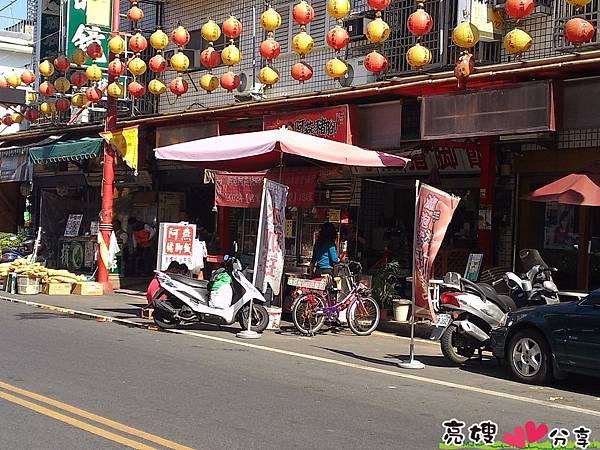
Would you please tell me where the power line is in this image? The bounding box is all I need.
[0,0,19,14]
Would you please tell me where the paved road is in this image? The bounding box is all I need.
[1,300,599,449]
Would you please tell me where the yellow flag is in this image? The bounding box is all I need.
[100,125,138,175]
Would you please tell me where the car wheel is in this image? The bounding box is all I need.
[508,329,552,385]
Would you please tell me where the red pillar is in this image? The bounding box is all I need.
[97,0,120,292]
[478,138,496,267]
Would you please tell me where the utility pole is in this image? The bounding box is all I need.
[97,0,120,292]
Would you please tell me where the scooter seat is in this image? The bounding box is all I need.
[169,274,209,289]
[477,282,517,313]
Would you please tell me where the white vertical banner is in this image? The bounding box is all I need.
[253,179,289,295]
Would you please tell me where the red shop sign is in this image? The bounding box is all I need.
[263,104,354,144]
[215,168,319,208]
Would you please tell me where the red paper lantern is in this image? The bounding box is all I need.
[70,70,88,87]
[127,6,144,21]
[368,0,391,9]
[326,26,350,51]
[364,50,388,73]
[291,61,313,82]
[223,16,243,39]
[20,70,36,85]
[2,115,14,126]
[564,17,596,44]
[24,107,39,122]
[128,80,146,97]
[39,80,56,96]
[55,97,71,112]
[260,39,281,60]
[129,33,148,53]
[53,54,71,73]
[407,8,433,36]
[149,54,168,73]
[0,76,7,88]
[505,0,535,19]
[292,1,315,26]
[169,77,189,96]
[86,86,103,102]
[220,71,241,92]
[171,25,190,46]
[200,47,221,69]
[86,41,103,59]
[107,58,125,77]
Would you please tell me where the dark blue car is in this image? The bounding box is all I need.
[490,289,600,384]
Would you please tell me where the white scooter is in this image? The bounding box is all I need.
[151,255,269,332]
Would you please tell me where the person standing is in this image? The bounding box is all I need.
[310,222,340,277]
[112,219,128,276]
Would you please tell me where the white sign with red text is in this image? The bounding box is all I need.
[156,222,196,271]
[253,179,289,296]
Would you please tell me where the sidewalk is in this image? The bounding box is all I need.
[0,289,433,338]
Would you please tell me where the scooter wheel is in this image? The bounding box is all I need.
[440,325,476,365]
[153,308,180,329]
[238,303,269,333]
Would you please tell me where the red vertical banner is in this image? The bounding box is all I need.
[413,182,461,319]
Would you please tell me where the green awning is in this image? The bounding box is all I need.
[29,137,103,164]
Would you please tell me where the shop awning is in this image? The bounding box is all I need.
[29,137,103,164]
[524,173,600,206]
[0,134,63,156]
[154,128,410,172]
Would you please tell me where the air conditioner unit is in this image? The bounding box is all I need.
[164,49,199,69]
[234,70,265,102]
[338,57,377,87]
[343,16,369,41]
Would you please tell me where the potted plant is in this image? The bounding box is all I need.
[372,261,408,321]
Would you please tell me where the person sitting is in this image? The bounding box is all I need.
[310,222,340,278]
[146,261,180,305]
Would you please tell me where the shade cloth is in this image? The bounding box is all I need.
[524,173,600,207]
[154,128,409,171]
[29,137,103,164]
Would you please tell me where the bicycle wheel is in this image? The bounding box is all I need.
[292,293,326,335]
[347,296,380,336]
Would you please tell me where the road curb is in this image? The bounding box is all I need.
[0,295,156,331]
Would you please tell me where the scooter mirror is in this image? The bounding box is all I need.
[224,255,230,261]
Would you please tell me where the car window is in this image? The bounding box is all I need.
[580,289,600,306]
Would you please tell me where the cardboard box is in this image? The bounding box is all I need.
[43,283,73,296]
[72,282,103,296]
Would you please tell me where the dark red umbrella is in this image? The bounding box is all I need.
[525,173,600,206]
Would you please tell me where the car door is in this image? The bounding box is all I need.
[566,290,600,371]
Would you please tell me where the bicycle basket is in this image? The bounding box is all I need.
[287,277,327,291]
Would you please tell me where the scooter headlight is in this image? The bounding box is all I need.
[498,313,509,328]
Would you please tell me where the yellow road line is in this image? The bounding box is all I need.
[0,381,195,450]
[0,390,157,450]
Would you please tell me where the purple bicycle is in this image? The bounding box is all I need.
[289,262,380,336]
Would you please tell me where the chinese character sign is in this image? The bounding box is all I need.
[157,223,196,271]
[66,0,112,66]
[253,180,289,296]
[413,183,460,318]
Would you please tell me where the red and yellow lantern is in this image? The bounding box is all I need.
[258,66,279,87]
[55,98,71,112]
[366,17,390,43]
[86,41,103,60]
[170,76,189,96]
[129,33,148,53]
[24,107,39,122]
[148,79,167,96]
[170,52,190,72]
[452,21,480,49]
[505,0,535,19]
[292,0,315,26]
[260,38,281,61]
[53,54,70,73]
[364,50,388,73]
[407,8,433,37]
[71,93,87,107]
[201,20,221,43]
[220,71,241,92]
[127,5,144,22]
[503,28,533,55]
[291,62,313,82]
[368,0,391,8]
[86,63,103,82]
[325,57,348,79]
[40,102,56,116]
[2,114,14,126]
[108,58,126,77]
[199,73,218,93]
[128,80,146,97]
[0,76,7,88]
[86,86,103,102]
[326,26,350,51]
[221,44,241,66]
[171,25,190,47]
[223,16,243,39]
[20,70,35,86]
[54,76,71,93]
[39,59,55,78]
[564,17,595,45]
[107,82,124,98]
[10,112,23,124]
[406,43,432,69]
[70,70,88,87]
[5,72,20,88]
[127,57,147,76]
[109,35,125,55]
[200,47,221,69]
[327,0,351,20]
[71,48,88,66]
[149,54,167,73]
[261,7,282,32]
[150,29,169,50]
[292,31,314,56]
[39,80,56,96]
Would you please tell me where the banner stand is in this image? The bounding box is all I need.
[399,179,425,370]
[237,178,266,340]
